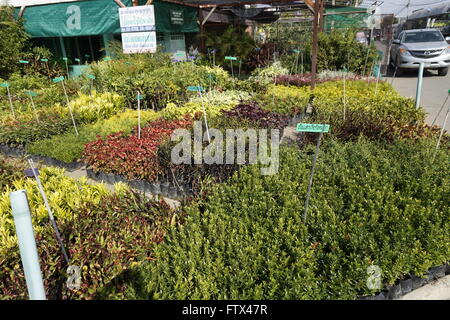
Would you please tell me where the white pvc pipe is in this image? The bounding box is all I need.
[10,190,46,300]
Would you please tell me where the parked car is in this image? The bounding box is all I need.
[389,28,450,76]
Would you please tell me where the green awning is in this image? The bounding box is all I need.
[16,0,198,38]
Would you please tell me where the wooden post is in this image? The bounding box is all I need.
[311,0,321,90]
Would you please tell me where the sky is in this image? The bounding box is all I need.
[360,0,450,17]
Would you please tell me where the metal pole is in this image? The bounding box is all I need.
[61,80,79,136]
[198,86,211,143]
[28,159,70,264]
[10,190,46,300]
[29,95,40,123]
[6,86,15,118]
[311,0,320,90]
[415,62,425,109]
[137,92,141,140]
[433,103,450,161]
[303,131,323,223]
[431,92,449,126]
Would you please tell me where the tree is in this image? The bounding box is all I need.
[0,6,29,79]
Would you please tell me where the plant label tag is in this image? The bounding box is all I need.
[225,56,237,61]
[296,123,330,133]
[40,58,48,62]
[19,60,29,64]
[74,58,80,62]
[103,57,112,61]
[0,83,10,88]
[52,76,65,83]
[62,57,68,61]
[87,74,96,80]
[187,86,204,92]
[136,94,144,100]
[26,91,38,97]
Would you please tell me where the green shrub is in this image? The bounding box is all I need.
[0,166,175,299]
[0,7,29,79]
[27,109,159,163]
[255,84,311,115]
[105,138,449,300]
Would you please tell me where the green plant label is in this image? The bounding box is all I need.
[84,54,90,58]
[87,74,96,80]
[225,56,237,61]
[19,60,29,64]
[293,49,300,53]
[40,58,48,62]
[103,57,112,61]
[26,91,38,97]
[0,83,10,88]
[296,123,330,133]
[74,58,80,62]
[136,94,144,100]
[187,86,204,92]
[62,57,68,61]
[52,76,65,83]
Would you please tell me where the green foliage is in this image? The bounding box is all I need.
[84,55,231,110]
[27,109,159,163]
[313,29,379,75]
[106,139,449,300]
[255,84,311,115]
[0,7,29,79]
[0,165,176,299]
[204,26,256,71]
[0,155,26,191]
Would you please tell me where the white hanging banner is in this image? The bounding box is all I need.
[122,31,157,54]
[119,5,156,32]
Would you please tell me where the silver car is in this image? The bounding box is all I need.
[390,29,450,76]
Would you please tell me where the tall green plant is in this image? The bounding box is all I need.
[204,26,256,70]
[0,6,29,78]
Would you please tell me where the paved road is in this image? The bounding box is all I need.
[382,66,450,132]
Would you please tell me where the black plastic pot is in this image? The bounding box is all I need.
[97,172,107,183]
[160,182,170,196]
[152,182,161,195]
[411,275,424,290]
[400,278,412,295]
[387,284,402,299]
[86,168,94,179]
[446,263,450,275]
[105,173,116,185]
[168,185,178,199]
[429,265,446,279]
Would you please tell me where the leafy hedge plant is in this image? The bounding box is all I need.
[312,80,425,124]
[255,84,311,116]
[84,56,231,110]
[27,109,159,163]
[0,109,78,147]
[0,167,176,299]
[160,90,251,120]
[103,138,449,300]
[221,102,289,130]
[83,117,193,181]
[0,91,125,148]
[0,156,26,191]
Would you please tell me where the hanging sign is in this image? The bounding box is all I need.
[170,10,184,25]
[119,5,155,32]
[122,32,157,54]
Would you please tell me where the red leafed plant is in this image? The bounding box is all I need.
[83,116,192,181]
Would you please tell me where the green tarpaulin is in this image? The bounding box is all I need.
[154,0,199,33]
[16,0,198,38]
